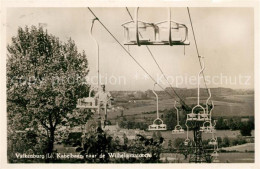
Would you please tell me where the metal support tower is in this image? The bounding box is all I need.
[188,122,212,163]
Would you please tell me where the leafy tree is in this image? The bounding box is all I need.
[217,137,222,146]
[215,117,228,130]
[240,122,253,136]
[7,26,89,162]
[123,133,128,145]
[152,132,157,140]
[164,109,177,130]
[76,127,116,163]
[167,139,173,151]
[173,138,185,149]
[173,138,189,159]
[126,134,164,163]
[156,131,162,139]
[222,136,230,147]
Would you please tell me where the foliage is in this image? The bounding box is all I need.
[164,109,177,130]
[215,117,229,130]
[215,116,254,131]
[76,127,116,163]
[240,121,253,136]
[119,119,148,130]
[125,134,164,163]
[7,26,89,162]
[167,139,173,151]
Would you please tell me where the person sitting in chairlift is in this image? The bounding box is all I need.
[94,84,113,125]
[95,84,113,108]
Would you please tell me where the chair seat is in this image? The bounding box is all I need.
[209,141,217,145]
[172,129,184,134]
[124,40,190,46]
[76,105,98,109]
[148,124,167,131]
[211,153,219,157]
[213,159,220,163]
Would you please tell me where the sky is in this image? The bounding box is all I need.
[6,7,254,91]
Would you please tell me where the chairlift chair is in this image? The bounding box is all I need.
[148,83,167,131]
[183,123,190,146]
[184,138,190,146]
[211,151,219,157]
[172,101,185,134]
[122,7,190,46]
[155,8,190,46]
[204,126,212,133]
[205,126,216,133]
[148,118,167,131]
[200,126,206,132]
[198,113,210,121]
[212,158,220,163]
[172,125,185,134]
[76,88,98,109]
[187,113,198,121]
[200,121,214,133]
[189,56,206,121]
[208,138,218,146]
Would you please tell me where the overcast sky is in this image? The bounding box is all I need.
[6,7,254,91]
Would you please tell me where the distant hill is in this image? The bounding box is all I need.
[109,88,254,117]
[110,87,254,101]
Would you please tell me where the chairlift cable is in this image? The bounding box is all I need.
[125,7,189,109]
[88,7,191,109]
[187,7,210,96]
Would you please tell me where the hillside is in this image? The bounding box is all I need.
[108,88,254,120]
[111,87,254,101]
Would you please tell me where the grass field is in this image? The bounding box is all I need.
[107,94,254,123]
[145,130,254,149]
[221,143,254,152]
[218,152,254,163]
[160,152,254,163]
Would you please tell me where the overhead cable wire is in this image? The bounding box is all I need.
[187,7,210,96]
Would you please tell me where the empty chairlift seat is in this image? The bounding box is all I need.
[148,118,167,131]
[172,125,184,134]
[155,21,190,45]
[205,126,216,133]
[213,158,220,163]
[211,151,219,157]
[122,21,158,45]
[122,7,190,46]
[148,83,167,131]
[208,138,218,146]
[184,138,190,146]
[197,113,210,121]
[187,113,198,121]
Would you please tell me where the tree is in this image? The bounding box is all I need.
[164,109,177,130]
[240,122,253,136]
[222,136,230,147]
[76,127,116,163]
[152,132,157,140]
[126,134,164,163]
[167,139,173,151]
[173,138,188,159]
[7,26,89,162]
[123,133,128,145]
[156,131,162,139]
[215,117,228,130]
[173,138,185,149]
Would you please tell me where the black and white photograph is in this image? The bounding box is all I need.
[1,1,260,168]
